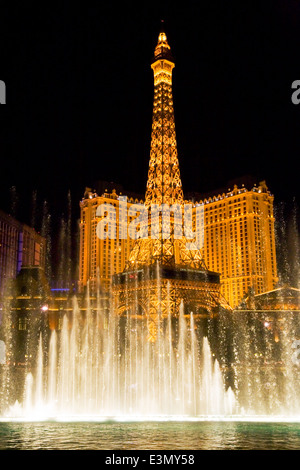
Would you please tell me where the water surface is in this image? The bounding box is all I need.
[1,420,300,450]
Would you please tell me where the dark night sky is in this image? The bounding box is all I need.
[0,1,300,227]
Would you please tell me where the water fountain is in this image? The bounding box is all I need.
[1,270,300,422]
[0,280,237,419]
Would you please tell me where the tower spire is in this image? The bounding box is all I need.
[152,21,174,64]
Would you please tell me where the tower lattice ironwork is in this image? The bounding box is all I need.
[113,25,229,341]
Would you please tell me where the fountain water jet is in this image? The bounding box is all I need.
[0,289,237,419]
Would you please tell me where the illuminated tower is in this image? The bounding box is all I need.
[113,25,228,341]
[127,25,205,271]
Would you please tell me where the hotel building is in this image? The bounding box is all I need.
[190,179,278,307]
[79,184,143,292]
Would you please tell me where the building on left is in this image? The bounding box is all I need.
[0,209,46,297]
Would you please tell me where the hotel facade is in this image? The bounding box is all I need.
[192,179,278,307]
[79,186,141,293]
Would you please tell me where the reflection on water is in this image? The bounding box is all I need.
[1,421,300,450]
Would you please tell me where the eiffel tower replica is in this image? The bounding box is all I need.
[113,24,229,341]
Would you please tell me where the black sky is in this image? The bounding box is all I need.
[0,1,300,227]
